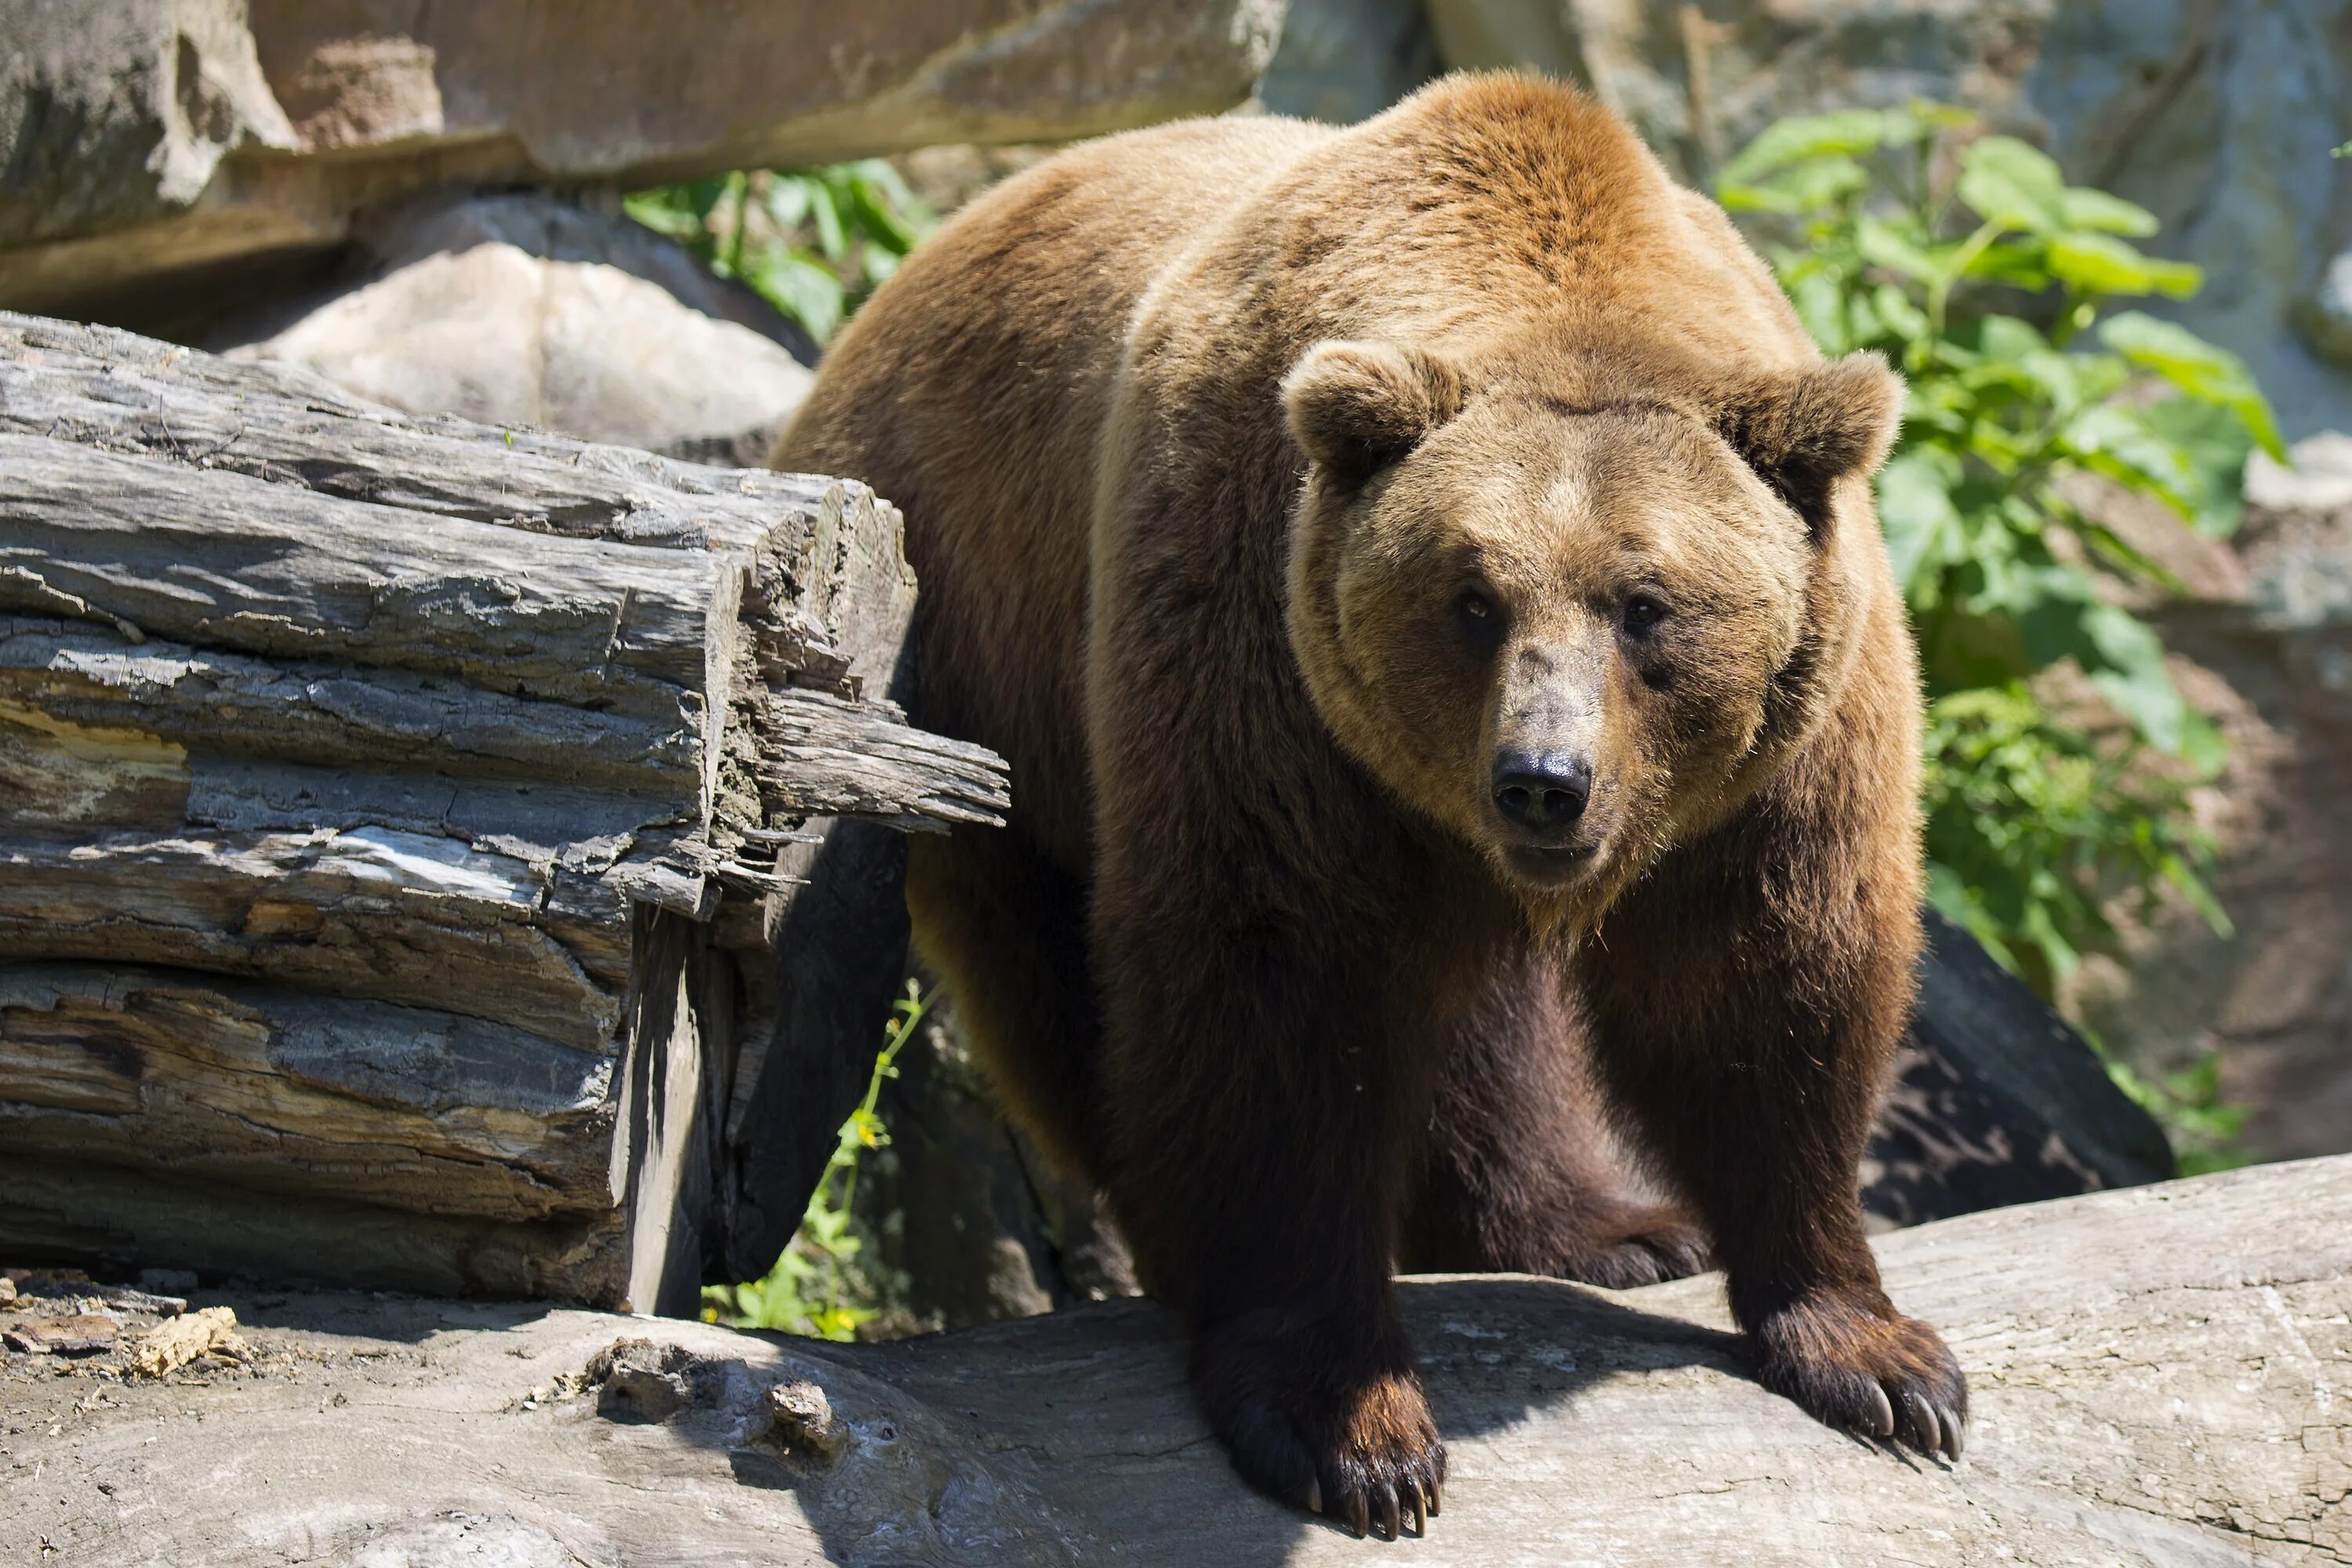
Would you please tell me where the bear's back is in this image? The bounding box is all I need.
[775,114,1333,873]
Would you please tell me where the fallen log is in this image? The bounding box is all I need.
[4,1156,2344,1565]
[0,312,1009,1311]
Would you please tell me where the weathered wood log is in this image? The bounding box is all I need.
[0,311,1009,1311]
[5,1156,2344,1565]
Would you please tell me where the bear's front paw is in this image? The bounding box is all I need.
[1193,1319,1446,1539]
[1751,1287,1967,1461]
[1543,1198,1712,1288]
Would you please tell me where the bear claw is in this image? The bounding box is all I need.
[1754,1289,1968,1466]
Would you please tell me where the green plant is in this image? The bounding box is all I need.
[2107,1051,2251,1177]
[1717,106,2282,1001]
[702,980,927,1340]
[626,161,936,346]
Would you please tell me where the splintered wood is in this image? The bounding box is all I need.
[0,312,1007,1311]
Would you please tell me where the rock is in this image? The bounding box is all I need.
[1420,0,2352,441]
[764,1379,850,1461]
[1258,0,1438,125]
[2066,441,2352,1162]
[6,1157,2348,1563]
[128,1306,245,1378]
[2,1312,119,1356]
[2299,249,2352,368]
[210,192,816,463]
[0,0,1290,326]
[1864,910,2174,1227]
[856,999,1137,1332]
[0,0,296,252]
[2249,431,2352,516]
[586,1338,710,1424]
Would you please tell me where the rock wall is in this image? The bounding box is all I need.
[0,1,1290,325]
[1420,0,2352,440]
[2066,437,2352,1161]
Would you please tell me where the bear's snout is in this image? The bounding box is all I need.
[1491,750,1593,839]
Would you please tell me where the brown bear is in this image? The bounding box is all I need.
[775,71,1965,1538]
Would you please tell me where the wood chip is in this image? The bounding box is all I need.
[129,1306,246,1378]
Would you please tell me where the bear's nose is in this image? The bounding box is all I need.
[1491,752,1593,836]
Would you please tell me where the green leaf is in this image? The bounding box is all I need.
[1876,448,1965,589]
[751,252,847,343]
[1962,238,2058,289]
[1719,108,1915,186]
[2138,395,2257,537]
[1955,136,2070,234]
[2075,600,2205,757]
[807,180,847,260]
[2045,234,2202,299]
[2060,187,2160,237]
[1787,269,1850,354]
[1717,155,1871,215]
[766,175,813,229]
[2098,311,2286,459]
[1854,213,1944,284]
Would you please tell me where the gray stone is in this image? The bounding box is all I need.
[0,0,1290,324]
[214,193,815,463]
[2299,249,2352,368]
[1259,0,1438,125]
[0,0,296,252]
[1864,909,2175,1229]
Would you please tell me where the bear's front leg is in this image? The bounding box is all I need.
[1578,820,1967,1461]
[1094,852,1450,1537]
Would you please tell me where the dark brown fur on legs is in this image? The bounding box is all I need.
[903,826,1102,1178]
[1399,945,1709,1289]
[775,71,1966,1534]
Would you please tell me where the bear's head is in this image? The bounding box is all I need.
[1281,336,1903,925]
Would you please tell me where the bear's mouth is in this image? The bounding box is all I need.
[1501,840,1602,887]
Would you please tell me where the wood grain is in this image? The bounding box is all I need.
[0,311,1007,1307]
[5,1156,2343,1566]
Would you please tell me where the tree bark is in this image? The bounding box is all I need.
[0,311,1007,1312]
[4,1156,2344,1566]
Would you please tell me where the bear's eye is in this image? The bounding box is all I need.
[1454,590,1503,648]
[1620,592,1669,636]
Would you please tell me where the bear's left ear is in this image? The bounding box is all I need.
[1713,352,1904,539]
[1283,340,1465,491]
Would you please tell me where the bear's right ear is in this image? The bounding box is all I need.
[1282,341,1465,490]
[1712,352,1905,539]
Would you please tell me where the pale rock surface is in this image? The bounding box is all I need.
[216,193,815,463]
[5,1156,2346,1565]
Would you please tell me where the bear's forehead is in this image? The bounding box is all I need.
[1435,405,1777,560]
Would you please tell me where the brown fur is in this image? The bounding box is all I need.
[775,72,1965,1535]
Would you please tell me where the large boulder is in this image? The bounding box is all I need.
[212,192,817,465]
[1421,0,2352,441]
[0,0,1290,325]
